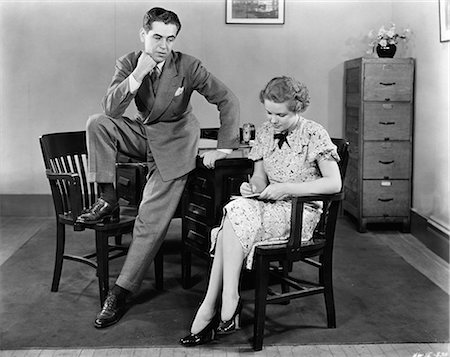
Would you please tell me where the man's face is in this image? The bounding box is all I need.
[140,21,178,63]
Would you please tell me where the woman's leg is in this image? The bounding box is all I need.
[220,216,245,321]
[190,229,224,334]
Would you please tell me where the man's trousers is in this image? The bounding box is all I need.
[87,113,187,292]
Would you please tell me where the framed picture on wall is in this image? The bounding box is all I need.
[439,0,450,42]
[226,0,285,24]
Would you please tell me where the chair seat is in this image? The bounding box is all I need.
[58,213,136,231]
[255,239,326,257]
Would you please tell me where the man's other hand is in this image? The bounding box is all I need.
[199,150,228,169]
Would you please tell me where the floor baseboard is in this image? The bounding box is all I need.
[411,209,449,262]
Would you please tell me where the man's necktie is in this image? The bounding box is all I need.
[274,131,290,149]
[150,67,160,95]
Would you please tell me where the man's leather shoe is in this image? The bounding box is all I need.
[94,291,126,328]
[77,198,119,224]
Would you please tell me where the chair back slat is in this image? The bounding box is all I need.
[40,131,94,219]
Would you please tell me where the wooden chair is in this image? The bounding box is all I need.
[252,138,349,351]
[40,131,166,305]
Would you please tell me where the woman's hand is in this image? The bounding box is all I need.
[240,182,257,197]
[259,183,289,201]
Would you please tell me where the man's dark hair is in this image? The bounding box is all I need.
[143,7,181,34]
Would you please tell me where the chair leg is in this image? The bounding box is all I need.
[253,253,270,351]
[154,248,164,290]
[95,231,110,307]
[281,261,290,294]
[51,222,66,292]
[181,246,192,289]
[321,265,336,328]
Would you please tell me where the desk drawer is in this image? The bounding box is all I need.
[187,173,214,196]
[188,192,213,213]
[363,142,411,179]
[184,215,209,241]
[363,103,412,140]
[363,180,409,216]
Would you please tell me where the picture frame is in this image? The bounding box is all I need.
[439,0,450,42]
[226,0,285,25]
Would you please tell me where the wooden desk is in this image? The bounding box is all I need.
[181,153,254,288]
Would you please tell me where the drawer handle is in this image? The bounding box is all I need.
[380,82,396,86]
[117,177,130,186]
[378,198,393,202]
[379,121,395,125]
[188,203,207,217]
[379,160,395,165]
[193,177,207,190]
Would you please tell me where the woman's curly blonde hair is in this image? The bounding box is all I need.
[259,76,310,113]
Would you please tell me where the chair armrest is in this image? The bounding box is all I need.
[288,192,344,255]
[115,162,147,169]
[292,192,344,204]
[46,170,79,183]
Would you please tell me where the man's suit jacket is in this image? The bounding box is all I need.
[102,50,240,181]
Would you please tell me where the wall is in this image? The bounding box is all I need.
[0,0,385,195]
[393,1,450,235]
[0,0,448,236]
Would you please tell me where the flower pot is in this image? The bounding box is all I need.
[376,44,396,58]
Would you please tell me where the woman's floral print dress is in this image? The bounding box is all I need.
[210,117,340,269]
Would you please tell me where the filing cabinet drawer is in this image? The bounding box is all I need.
[363,63,413,101]
[363,103,412,140]
[363,142,411,179]
[363,180,409,216]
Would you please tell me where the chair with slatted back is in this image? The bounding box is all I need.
[252,138,349,351]
[40,131,165,305]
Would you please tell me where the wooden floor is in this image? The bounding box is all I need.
[0,217,449,357]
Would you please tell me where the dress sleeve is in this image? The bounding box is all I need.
[307,124,340,163]
[247,125,266,161]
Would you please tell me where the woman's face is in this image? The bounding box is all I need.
[263,100,298,133]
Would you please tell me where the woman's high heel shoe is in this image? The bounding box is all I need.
[179,314,219,347]
[217,298,243,335]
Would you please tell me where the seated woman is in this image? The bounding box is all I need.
[180,76,342,346]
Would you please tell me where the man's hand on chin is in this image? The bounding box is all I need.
[200,150,228,169]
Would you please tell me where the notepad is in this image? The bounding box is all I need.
[230,193,260,200]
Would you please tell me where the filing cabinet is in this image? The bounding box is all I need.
[181,156,253,287]
[343,58,414,232]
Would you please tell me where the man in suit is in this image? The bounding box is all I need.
[78,7,240,328]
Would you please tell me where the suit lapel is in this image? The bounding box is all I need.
[147,53,183,123]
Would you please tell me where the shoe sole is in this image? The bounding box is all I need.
[93,316,122,329]
[93,309,125,329]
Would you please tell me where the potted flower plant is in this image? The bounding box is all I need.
[367,23,410,58]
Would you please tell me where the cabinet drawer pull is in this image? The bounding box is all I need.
[378,198,394,202]
[188,203,207,217]
[379,121,395,125]
[384,98,391,101]
[380,82,396,86]
[378,160,395,165]
[192,177,207,190]
[117,177,130,186]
